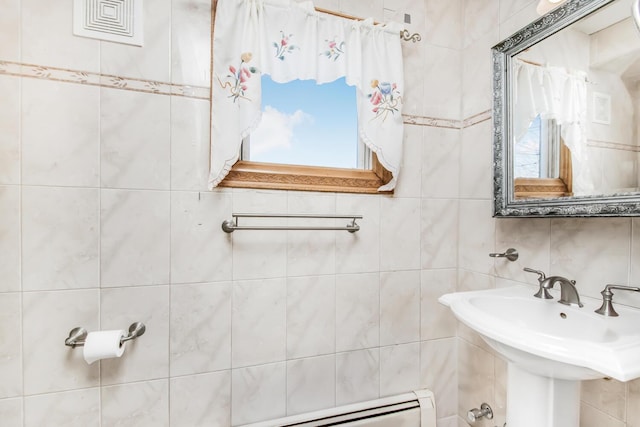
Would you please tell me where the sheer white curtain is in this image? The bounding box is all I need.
[209,0,405,191]
[514,60,590,192]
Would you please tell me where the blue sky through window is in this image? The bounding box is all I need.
[249,75,358,169]
[514,115,542,178]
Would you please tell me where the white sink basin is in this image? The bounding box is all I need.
[439,285,640,382]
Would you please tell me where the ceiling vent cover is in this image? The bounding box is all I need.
[73,0,143,46]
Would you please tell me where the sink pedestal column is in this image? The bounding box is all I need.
[506,364,580,427]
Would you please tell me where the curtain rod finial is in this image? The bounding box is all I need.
[400,29,421,42]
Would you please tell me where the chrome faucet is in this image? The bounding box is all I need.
[595,285,640,317]
[524,267,583,307]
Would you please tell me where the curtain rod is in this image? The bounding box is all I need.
[515,57,594,84]
[314,7,422,43]
[517,57,544,67]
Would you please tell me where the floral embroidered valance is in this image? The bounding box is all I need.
[209,0,405,191]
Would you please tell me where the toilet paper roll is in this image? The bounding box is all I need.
[83,330,126,365]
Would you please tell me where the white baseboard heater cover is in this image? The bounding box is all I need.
[240,389,437,427]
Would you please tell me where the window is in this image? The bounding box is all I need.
[242,76,362,169]
[513,115,573,199]
[210,0,404,194]
[514,115,561,179]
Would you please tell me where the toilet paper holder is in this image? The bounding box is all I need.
[64,322,146,348]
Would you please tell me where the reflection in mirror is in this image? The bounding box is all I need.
[513,0,640,198]
[513,115,573,198]
[514,115,559,180]
[493,0,640,216]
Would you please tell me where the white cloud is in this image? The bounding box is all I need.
[250,106,312,155]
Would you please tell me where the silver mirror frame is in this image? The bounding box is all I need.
[492,0,640,217]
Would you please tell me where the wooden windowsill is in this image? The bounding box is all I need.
[514,142,573,200]
[514,177,573,199]
[218,156,393,194]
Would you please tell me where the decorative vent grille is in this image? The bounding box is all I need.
[73,0,143,46]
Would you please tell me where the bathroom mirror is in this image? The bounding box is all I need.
[493,0,640,216]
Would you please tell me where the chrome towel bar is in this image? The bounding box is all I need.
[221,213,362,233]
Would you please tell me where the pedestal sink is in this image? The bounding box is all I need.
[439,285,640,427]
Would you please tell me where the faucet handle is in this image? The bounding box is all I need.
[524,267,553,299]
[595,284,640,317]
[524,267,545,280]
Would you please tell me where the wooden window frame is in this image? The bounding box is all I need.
[211,1,394,194]
[217,154,393,194]
[514,141,573,199]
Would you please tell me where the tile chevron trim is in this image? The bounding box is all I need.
[402,114,461,129]
[587,139,640,152]
[462,110,491,128]
[402,109,491,129]
[0,60,209,100]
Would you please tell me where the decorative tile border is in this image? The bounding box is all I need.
[1,59,492,130]
[587,139,640,152]
[402,110,491,129]
[0,60,209,100]
[462,110,492,128]
[402,114,461,129]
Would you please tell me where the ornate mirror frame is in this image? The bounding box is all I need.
[492,0,640,217]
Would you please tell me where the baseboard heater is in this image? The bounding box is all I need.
[240,389,437,427]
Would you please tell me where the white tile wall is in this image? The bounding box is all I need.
[421,198,459,269]
[100,88,171,190]
[0,186,20,292]
[421,126,461,198]
[22,187,100,291]
[286,355,336,415]
[286,275,336,359]
[335,273,380,352]
[100,190,171,287]
[286,193,336,276]
[100,285,170,385]
[0,76,20,184]
[169,371,231,427]
[421,269,457,341]
[5,0,637,425]
[380,270,421,346]
[171,0,212,87]
[232,278,287,367]
[335,194,381,274]
[99,0,172,82]
[170,191,233,283]
[22,290,100,395]
[21,79,100,187]
[24,388,100,427]
[0,397,23,427]
[422,44,462,120]
[170,282,232,376]
[101,380,170,427]
[421,338,458,419]
[380,342,421,396]
[456,1,640,426]
[231,362,287,425]
[21,0,101,71]
[0,0,20,61]
[170,97,211,191]
[336,348,380,405]
[0,293,22,398]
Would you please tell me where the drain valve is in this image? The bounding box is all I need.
[467,403,493,424]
